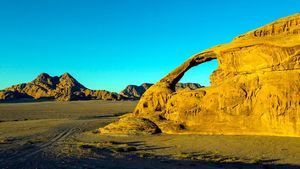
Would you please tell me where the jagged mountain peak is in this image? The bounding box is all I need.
[33,73,52,82]
[60,72,73,79]
[32,73,59,89]
[58,73,86,90]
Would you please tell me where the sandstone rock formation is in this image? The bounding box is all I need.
[101,13,300,137]
[99,117,161,135]
[120,83,203,100]
[0,73,121,102]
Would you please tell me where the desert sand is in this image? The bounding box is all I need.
[0,100,300,169]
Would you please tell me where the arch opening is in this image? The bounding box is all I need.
[178,59,218,88]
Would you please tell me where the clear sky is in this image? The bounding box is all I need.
[0,0,299,92]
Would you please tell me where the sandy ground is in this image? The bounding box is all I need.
[0,100,299,169]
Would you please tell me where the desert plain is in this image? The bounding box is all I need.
[0,100,299,169]
[0,6,299,169]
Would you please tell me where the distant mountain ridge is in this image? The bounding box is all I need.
[0,73,203,102]
[120,83,203,99]
[119,83,153,99]
[0,73,120,101]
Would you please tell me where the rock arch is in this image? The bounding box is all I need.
[100,13,300,137]
[133,51,218,116]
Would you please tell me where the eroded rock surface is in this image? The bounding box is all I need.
[101,13,300,137]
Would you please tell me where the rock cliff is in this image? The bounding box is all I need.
[100,13,300,137]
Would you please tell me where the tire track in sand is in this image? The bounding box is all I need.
[0,123,82,166]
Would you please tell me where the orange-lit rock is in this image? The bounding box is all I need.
[101,13,300,137]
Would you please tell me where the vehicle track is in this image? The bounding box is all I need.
[0,122,83,167]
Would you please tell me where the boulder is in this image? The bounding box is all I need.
[99,117,161,135]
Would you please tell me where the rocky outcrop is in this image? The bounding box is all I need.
[101,13,300,137]
[120,83,153,100]
[99,117,161,135]
[120,83,202,99]
[0,73,121,102]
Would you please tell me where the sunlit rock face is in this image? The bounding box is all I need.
[101,13,300,137]
[0,73,121,101]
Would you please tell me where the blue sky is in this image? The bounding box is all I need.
[0,0,299,92]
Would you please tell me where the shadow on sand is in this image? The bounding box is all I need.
[0,98,54,104]
[1,142,300,169]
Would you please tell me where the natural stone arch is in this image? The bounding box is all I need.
[133,51,218,117]
[176,58,218,88]
[100,13,300,137]
[159,51,217,91]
